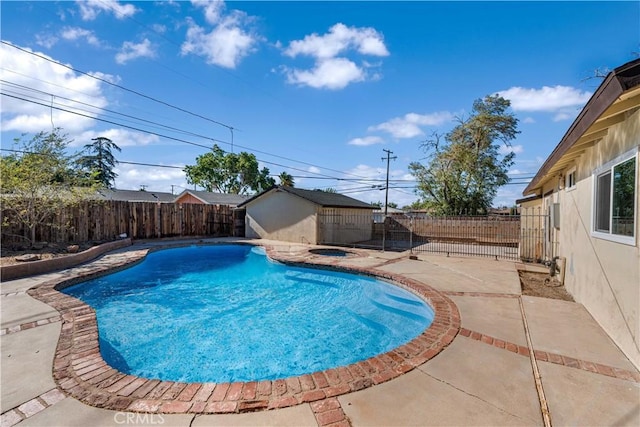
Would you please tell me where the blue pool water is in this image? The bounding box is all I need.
[62,244,434,383]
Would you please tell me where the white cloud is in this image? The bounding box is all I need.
[76,0,137,21]
[281,23,388,90]
[181,3,258,69]
[497,85,592,115]
[523,117,536,124]
[76,129,160,148]
[0,43,109,134]
[35,33,58,49]
[553,112,573,122]
[494,186,523,208]
[191,0,225,25]
[348,136,384,146]
[368,112,454,139]
[114,163,187,193]
[152,24,167,34]
[284,58,364,90]
[499,144,524,155]
[284,23,389,60]
[115,39,156,64]
[308,166,321,174]
[61,27,101,46]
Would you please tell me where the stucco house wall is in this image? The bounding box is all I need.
[555,109,639,369]
[520,59,640,369]
[244,190,319,244]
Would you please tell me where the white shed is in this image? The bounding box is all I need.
[238,186,374,245]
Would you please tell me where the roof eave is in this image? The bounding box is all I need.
[523,59,640,196]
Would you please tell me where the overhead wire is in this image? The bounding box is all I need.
[1,40,534,194]
[0,92,363,182]
[1,41,235,131]
[2,35,387,182]
[0,71,386,183]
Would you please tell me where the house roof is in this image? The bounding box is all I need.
[523,58,640,196]
[237,186,374,209]
[95,189,175,203]
[515,194,542,205]
[373,206,405,214]
[95,189,248,205]
[174,190,248,206]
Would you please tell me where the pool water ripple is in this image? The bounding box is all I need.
[62,244,434,383]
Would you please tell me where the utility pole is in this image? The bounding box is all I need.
[170,185,176,195]
[382,149,397,216]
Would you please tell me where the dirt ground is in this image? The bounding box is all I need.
[0,242,95,267]
[518,270,574,301]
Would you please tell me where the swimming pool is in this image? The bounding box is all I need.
[62,244,434,383]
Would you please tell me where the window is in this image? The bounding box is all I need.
[592,150,637,245]
[566,167,577,190]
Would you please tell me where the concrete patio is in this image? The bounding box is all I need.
[1,238,639,426]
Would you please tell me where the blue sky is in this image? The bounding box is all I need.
[1,1,639,207]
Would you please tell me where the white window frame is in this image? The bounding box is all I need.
[565,166,577,191]
[591,147,638,246]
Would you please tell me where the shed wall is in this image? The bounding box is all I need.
[244,191,318,244]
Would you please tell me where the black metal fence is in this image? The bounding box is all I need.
[318,209,554,262]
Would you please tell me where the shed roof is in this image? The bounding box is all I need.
[523,58,640,196]
[238,186,374,209]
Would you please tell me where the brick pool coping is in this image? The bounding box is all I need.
[26,242,460,415]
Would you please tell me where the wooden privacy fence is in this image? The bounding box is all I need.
[1,200,234,246]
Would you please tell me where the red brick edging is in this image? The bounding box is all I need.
[0,388,66,426]
[26,243,460,415]
[459,327,640,383]
[0,315,61,336]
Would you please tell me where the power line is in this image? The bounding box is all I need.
[1,72,379,182]
[1,40,235,131]
[0,95,352,182]
[1,80,230,142]
[2,36,403,183]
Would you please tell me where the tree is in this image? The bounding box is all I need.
[278,172,295,187]
[0,129,93,246]
[184,145,275,194]
[408,95,519,215]
[77,136,121,188]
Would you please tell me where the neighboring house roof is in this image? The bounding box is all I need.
[95,189,175,203]
[95,189,248,205]
[523,58,640,196]
[238,186,374,209]
[174,190,248,206]
[373,206,405,214]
